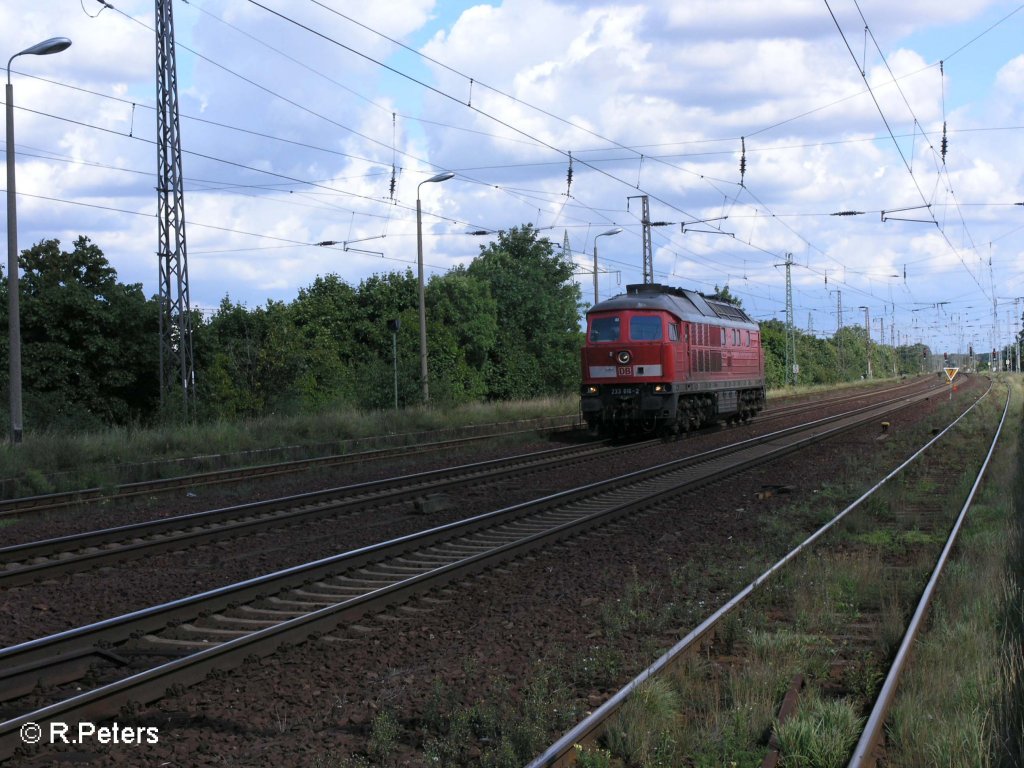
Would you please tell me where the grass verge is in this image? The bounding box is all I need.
[884,376,1023,767]
[0,396,577,496]
[587,376,1010,765]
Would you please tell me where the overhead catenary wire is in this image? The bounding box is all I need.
[20,0,1011,351]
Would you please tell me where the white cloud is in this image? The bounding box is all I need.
[2,0,1020,353]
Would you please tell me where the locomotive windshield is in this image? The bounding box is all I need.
[629,315,663,341]
[589,315,621,342]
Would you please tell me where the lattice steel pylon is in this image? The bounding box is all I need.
[640,195,653,284]
[155,0,195,418]
[627,195,654,284]
[784,252,797,386]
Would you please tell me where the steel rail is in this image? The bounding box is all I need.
[0,377,933,519]
[0,439,627,585]
[0,379,944,586]
[527,380,996,767]
[0,386,945,760]
[847,383,1011,767]
[1,389,933,668]
[0,416,580,517]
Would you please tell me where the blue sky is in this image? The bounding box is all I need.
[2,0,1023,359]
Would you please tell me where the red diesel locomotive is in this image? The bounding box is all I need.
[580,283,766,436]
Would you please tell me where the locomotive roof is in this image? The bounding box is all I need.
[589,283,758,327]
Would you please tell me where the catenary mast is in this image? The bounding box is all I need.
[155,0,195,417]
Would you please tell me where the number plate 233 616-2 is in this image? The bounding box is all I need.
[610,387,639,396]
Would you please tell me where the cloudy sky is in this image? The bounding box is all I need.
[3,0,1023,358]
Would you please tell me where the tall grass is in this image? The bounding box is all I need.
[884,377,1023,767]
[0,396,577,495]
[590,376,1006,766]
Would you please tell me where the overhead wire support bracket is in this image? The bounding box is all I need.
[315,237,385,257]
[680,216,733,237]
[881,205,938,225]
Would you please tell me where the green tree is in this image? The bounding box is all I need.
[708,284,742,306]
[467,225,583,399]
[193,297,266,418]
[759,319,788,388]
[1,237,160,429]
[426,268,498,404]
[290,274,361,409]
[349,270,420,409]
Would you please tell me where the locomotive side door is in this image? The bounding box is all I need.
[674,321,688,377]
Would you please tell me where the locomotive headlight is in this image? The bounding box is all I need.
[616,350,632,365]
[584,385,599,395]
[653,383,666,393]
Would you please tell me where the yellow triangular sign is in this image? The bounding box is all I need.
[944,367,959,382]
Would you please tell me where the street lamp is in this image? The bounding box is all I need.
[592,228,622,305]
[6,36,72,444]
[416,171,454,404]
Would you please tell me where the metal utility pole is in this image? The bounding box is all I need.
[628,194,654,284]
[6,37,71,443]
[860,306,872,379]
[784,252,796,386]
[155,0,195,418]
[387,318,400,408]
[1016,298,1021,372]
[832,289,843,374]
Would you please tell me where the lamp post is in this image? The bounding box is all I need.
[416,171,454,405]
[592,227,622,306]
[6,37,71,444]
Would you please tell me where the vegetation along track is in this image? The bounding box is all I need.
[0,379,947,761]
[530,379,1006,767]
[0,376,929,521]
[0,417,582,517]
[0,377,940,590]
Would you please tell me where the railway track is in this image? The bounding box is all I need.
[527,380,1007,767]
[0,380,946,761]
[0,377,943,587]
[0,377,932,521]
[0,416,581,518]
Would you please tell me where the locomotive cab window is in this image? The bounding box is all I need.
[668,323,679,341]
[589,316,621,342]
[629,316,663,341]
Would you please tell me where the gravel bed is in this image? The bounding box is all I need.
[4,375,971,767]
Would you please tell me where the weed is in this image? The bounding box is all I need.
[571,645,622,689]
[774,694,863,767]
[605,677,680,766]
[842,650,884,701]
[367,708,400,762]
[573,743,613,768]
[17,467,54,496]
